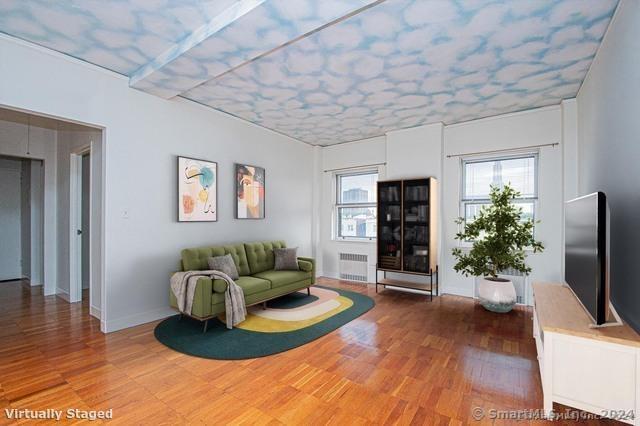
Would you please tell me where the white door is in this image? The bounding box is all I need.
[0,165,22,280]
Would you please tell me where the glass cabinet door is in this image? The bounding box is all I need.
[377,181,402,270]
[402,179,430,273]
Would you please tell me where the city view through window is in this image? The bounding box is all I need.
[337,172,378,239]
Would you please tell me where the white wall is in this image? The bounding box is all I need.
[20,159,30,278]
[385,124,443,285]
[0,36,314,332]
[317,106,570,302]
[319,137,386,281]
[0,109,57,293]
[318,124,443,284]
[53,126,103,318]
[576,0,640,331]
[29,159,44,285]
[442,107,564,298]
[562,99,578,202]
[0,157,22,280]
[55,127,100,302]
[386,124,443,180]
[81,153,90,290]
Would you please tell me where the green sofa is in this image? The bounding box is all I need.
[170,241,315,326]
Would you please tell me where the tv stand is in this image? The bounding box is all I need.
[532,282,640,424]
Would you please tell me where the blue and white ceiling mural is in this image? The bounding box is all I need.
[0,0,619,145]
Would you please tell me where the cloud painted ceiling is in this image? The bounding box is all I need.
[0,0,618,145]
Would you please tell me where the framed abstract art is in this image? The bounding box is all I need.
[178,156,217,222]
[235,163,265,219]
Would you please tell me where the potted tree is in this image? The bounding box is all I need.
[452,184,544,313]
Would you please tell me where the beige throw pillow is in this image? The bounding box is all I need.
[274,247,299,271]
[207,254,240,280]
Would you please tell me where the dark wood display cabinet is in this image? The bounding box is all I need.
[376,177,438,299]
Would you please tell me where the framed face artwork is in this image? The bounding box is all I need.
[235,164,265,219]
[178,156,217,222]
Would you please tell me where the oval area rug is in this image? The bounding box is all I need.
[154,286,374,359]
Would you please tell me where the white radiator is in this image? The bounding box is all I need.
[474,268,530,305]
[338,253,368,283]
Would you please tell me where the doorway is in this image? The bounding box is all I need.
[69,148,91,304]
[0,106,105,330]
[0,155,44,284]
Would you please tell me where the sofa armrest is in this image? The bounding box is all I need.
[298,260,313,272]
[170,277,213,318]
[297,257,316,284]
[191,278,213,318]
[212,278,228,294]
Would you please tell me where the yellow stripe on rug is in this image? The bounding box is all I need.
[227,295,354,333]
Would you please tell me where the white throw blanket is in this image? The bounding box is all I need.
[170,270,246,329]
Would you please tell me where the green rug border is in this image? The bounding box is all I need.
[154,286,375,360]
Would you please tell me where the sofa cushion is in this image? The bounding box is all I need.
[182,244,250,276]
[213,276,270,295]
[253,270,312,288]
[245,241,286,274]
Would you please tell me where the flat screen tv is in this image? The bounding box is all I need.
[565,192,610,325]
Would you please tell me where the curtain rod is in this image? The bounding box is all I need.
[323,162,386,173]
[446,142,559,158]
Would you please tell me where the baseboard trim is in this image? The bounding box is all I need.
[322,271,338,280]
[440,284,474,298]
[103,306,176,333]
[56,287,71,302]
[321,271,376,284]
[90,305,101,320]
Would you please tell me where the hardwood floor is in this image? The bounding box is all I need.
[0,278,616,425]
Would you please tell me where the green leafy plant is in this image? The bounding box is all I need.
[452,184,544,278]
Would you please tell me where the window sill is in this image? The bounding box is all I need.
[333,238,376,244]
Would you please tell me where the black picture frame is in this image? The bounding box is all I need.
[235,163,265,219]
[177,155,218,222]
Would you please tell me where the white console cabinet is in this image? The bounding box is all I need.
[532,282,640,425]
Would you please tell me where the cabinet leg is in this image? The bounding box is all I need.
[543,335,554,420]
[543,401,554,421]
[430,271,433,302]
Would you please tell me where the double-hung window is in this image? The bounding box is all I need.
[335,171,378,240]
[461,154,538,226]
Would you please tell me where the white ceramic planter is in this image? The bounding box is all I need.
[478,277,517,313]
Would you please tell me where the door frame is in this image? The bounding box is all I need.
[69,145,91,303]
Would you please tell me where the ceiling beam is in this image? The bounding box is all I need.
[129,0,267,98]
[129,0,383,99]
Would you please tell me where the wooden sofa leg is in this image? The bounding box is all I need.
[262,301,267,309]
[307,287,311,296]
[203,319,209,333]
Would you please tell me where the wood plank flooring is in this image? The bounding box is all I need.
[0,278,618,425]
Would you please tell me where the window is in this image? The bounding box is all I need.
[461,154,538,226]
[336,171,378,240]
